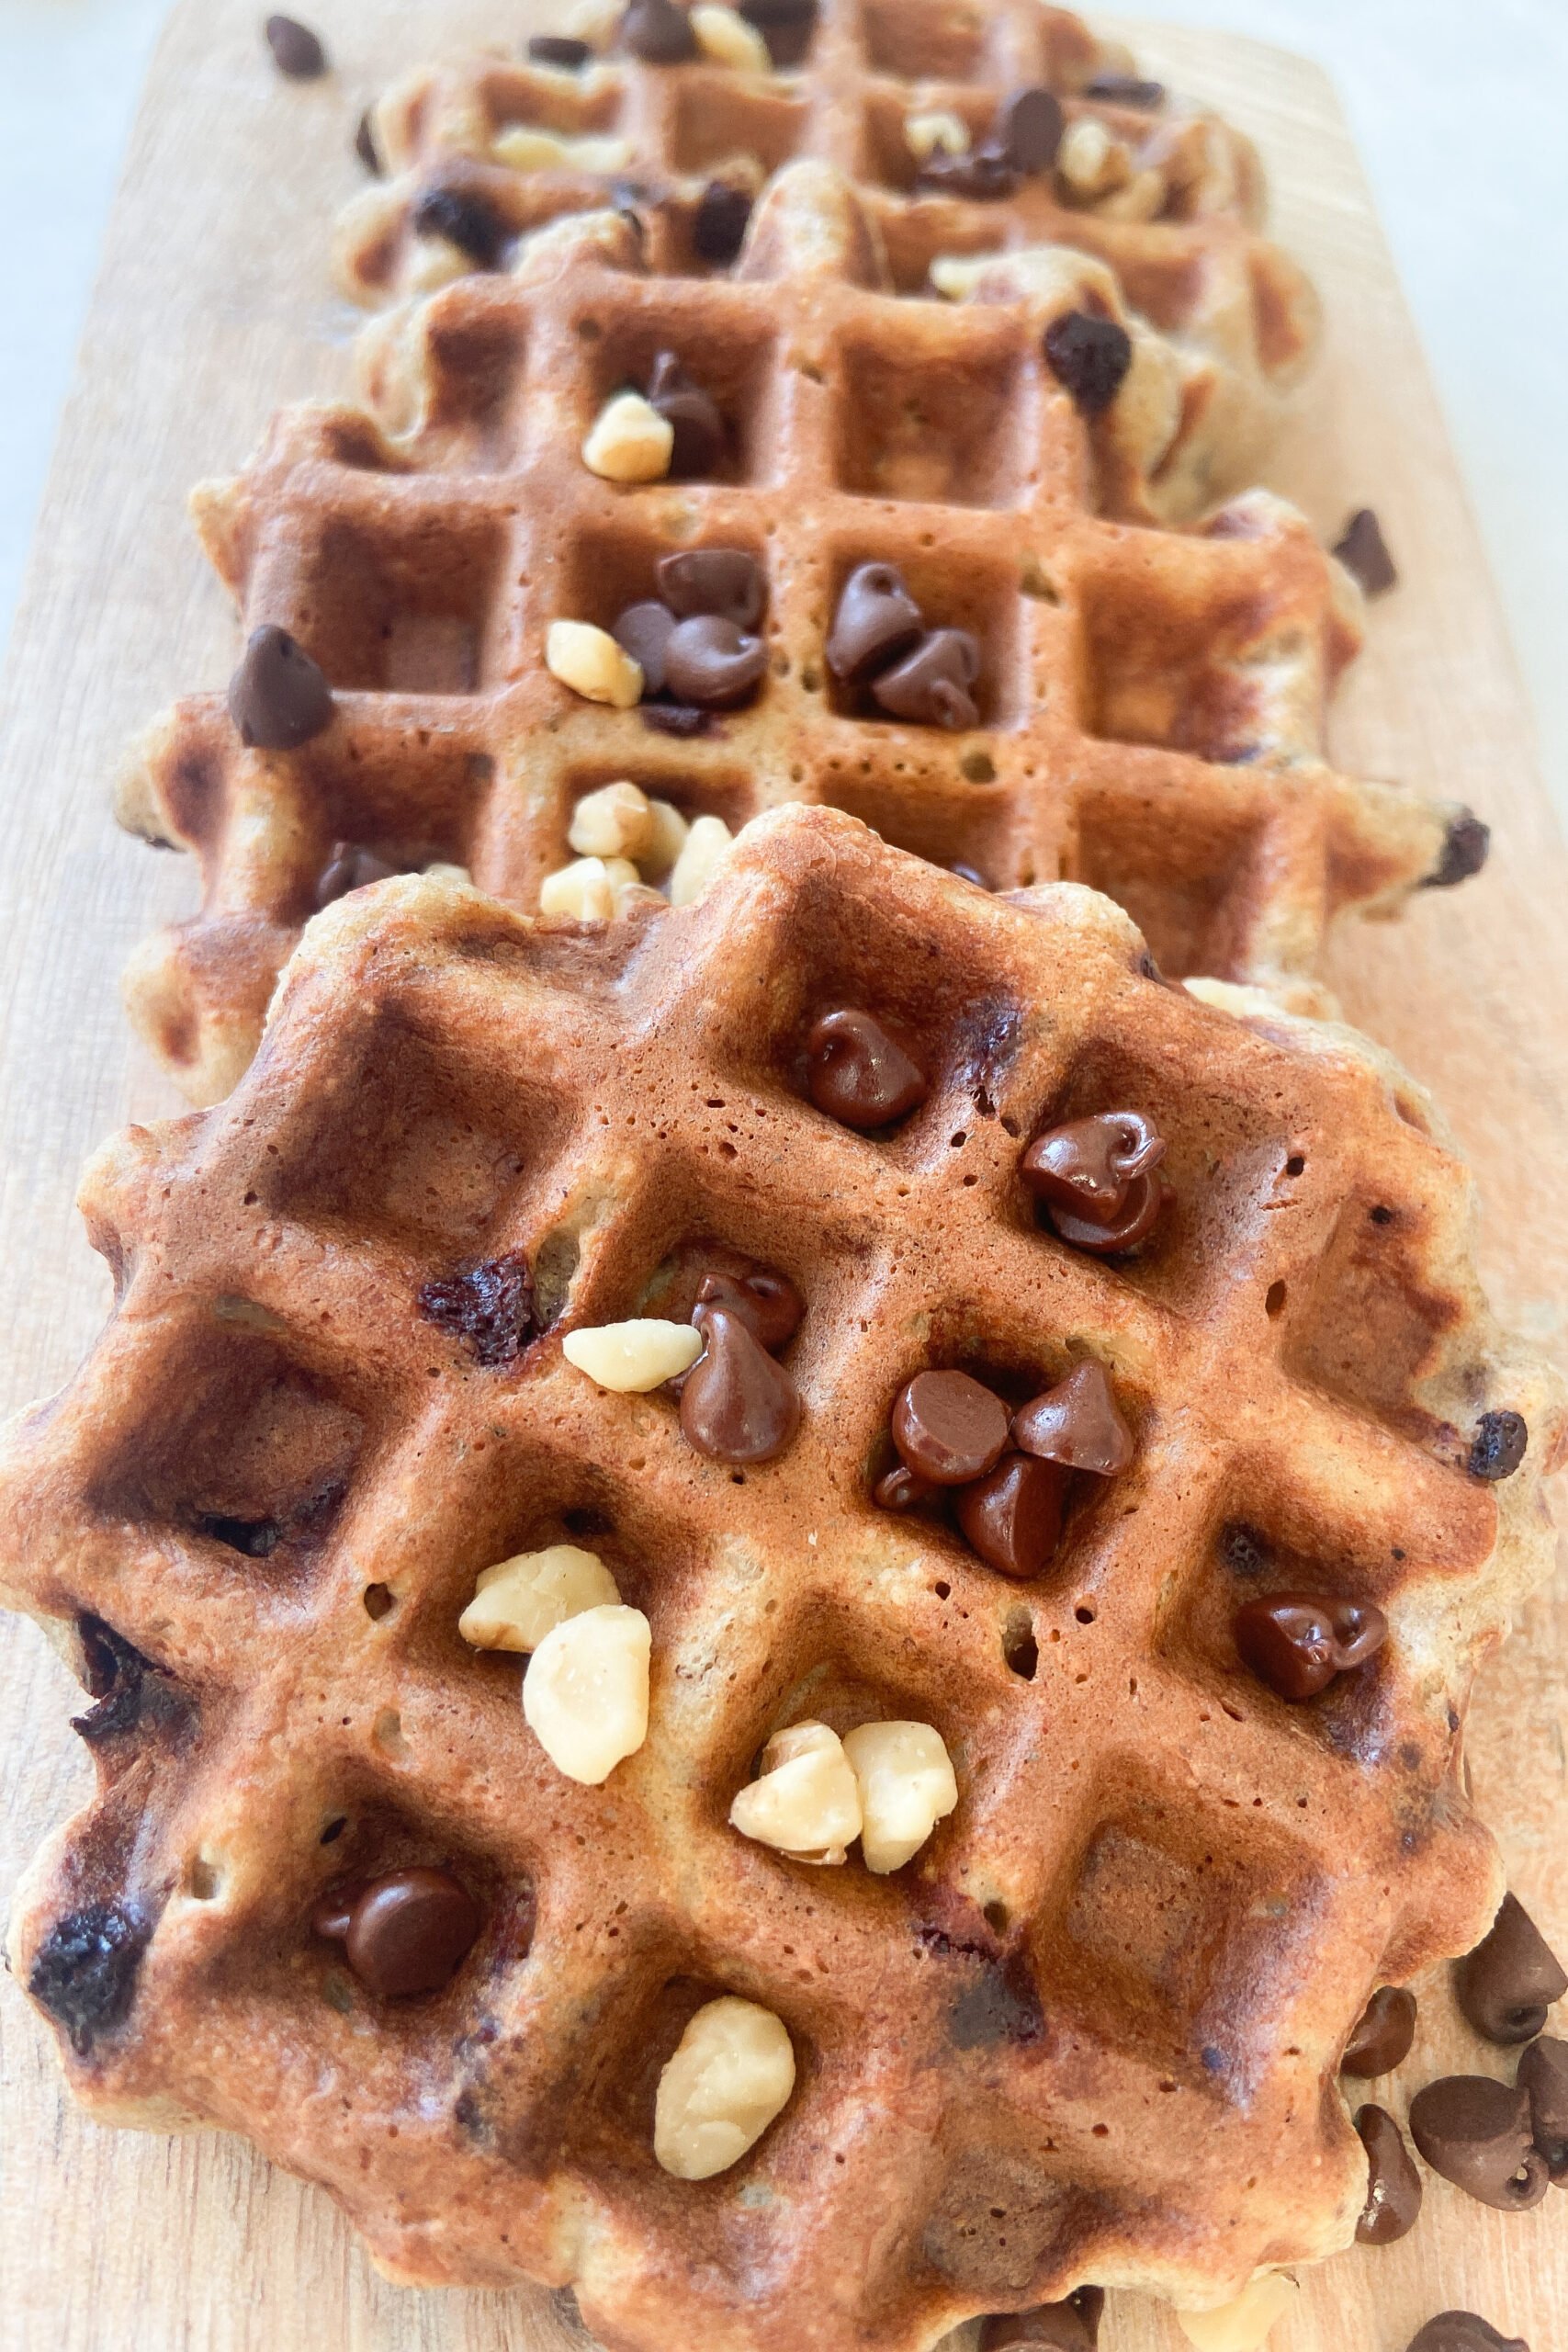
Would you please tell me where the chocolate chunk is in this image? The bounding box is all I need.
[826,561,924,686]
[996,86,1064,174]
[411,184,508,268]
[620,0,697,62]
[1082,73,1165,107]
[1468,1409,1528,1482]
[692,180,752,264]
[265,14,328,76]
[28,1900,152,2055]
[871,628,981,730]
[1234,1592,1387,1701]
[613,598,677,695]
[1011,1361,1132,1476]
[1455,1894,1567,2043]
[657,547,766,628]
[917,146,1020,202]
[694,1267,802,1353]
[1332,507,1398,597]
[313,1868,480,1997]
[418,1250,535,1367]
[228,623,334,752]
[641,702,712,737]
[739,0,817,63]
[315,842,399,909]
[874,1461,938,1510]
[1426,809,1491,889]
[1405,2320,1528,2352]
[1356,2103,1424,2244]
[806,1007,929,1129]
[1342,1984,1418,2076]
[1408,2075,1551,2211]
[1021,1110,1168,1254]
[1517,2035,1568,2183]
[355,108,382,174]
[893,1371,1010,1487]
[954,1453,1068,1579]
[528,33,592,66]
[680,1306,800,1462]
[647,352,725,478]
[663,615,767,707]
[979,2291,1104,2352]
[1043,311,1134,417]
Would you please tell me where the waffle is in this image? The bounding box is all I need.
[6,807,1561,2350]
[118,175,1475,1106]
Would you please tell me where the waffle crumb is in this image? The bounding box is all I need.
[690,4,773,73]
[563,1318,705,1391]
[546,620,644,707]
[522,1602,651,1783]
[729,1719,863,1863]
[669,812,734,905]
[1176,2277,1298,2350]
[569,781,656,860]
[582,390,675,484]
[654,1996,796,2178]
[458,1544,621,1653]
[842,1721,958,1872]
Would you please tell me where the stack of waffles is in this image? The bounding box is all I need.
[3,7,1562,2352]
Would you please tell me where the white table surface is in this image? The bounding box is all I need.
[2,0,1565,830]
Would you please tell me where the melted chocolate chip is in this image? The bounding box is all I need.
[28,1900,152,2055]
[411,184,509,268]
[657,547,765,628]
[1043,311,1134,417]
[1517,2035,1568,2183]
[1426,809,1491,889]
[355,108,382,174]
[874,1461,937,1510]
[738,0,818,65]
[692,180,752,264]
[1404,2320,1529,2352]
[314,842,398,909]
[694,1267,802,1352]
[528,32,592,66]
[647,352,725,478]
[613,598,676,695]
[313,1868,480,1998]
[806,1007,929,1129]
[996,86,1065,175]
[871,628,981,729]
[1356,2103,1424,2244]
[917,146,1020,201]
[1468,1409,1528,1482]
[893,1371,1010,1487]
[1333,507,1398,597]
[641,702,712,737]
[680,1306,800,1462]
[620,0,697,62]
[1082,73,1165,107]
[1021,1110,1168,1254]
[1234,1592,1387,1701]
[826,562,924,687]
[663,615,767,707]
[979,2294,1103,2352]
[418,1250,535,1367]
[1011,1361,1132,1476]
[1342,1984,1418,2076]
[1455,1894,1567,2043]
[265,14,327,76]
[954,1452,1068,1579]
[228,624,333,752]
[1408,2075,1551,2211]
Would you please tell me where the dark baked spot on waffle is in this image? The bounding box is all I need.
[72,1616,190,1747]
[419,1250,536,1366]
[921,2152,1077,2297]
[29,1900,152,2056]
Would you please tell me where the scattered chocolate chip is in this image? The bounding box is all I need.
[663,615,768,707]
[1082,73,1165,107]
[1468,1409,1528,1482]
[680,1305,800,1462]
[265,14,327,77]
[692,180,752,264]
[826,561,924,686]
[979,2292,1104,2352]
[1517,2035,1568,2183]
[1426,809,1491,889]
[411,184,509,268]
[871,628,981,730]
[1455,1894,1567,2043]
[893,1371,1010,1487]
[528,32,592,66]
[1356,2103,1424,2244]
[1221,1521,1269,1577]
[28,1900,152,2055]
[640,701,712,736]
[874,1461,938,1510]
[1408,2075,1551,2211]
[418,1250,535,1367]
[614,598,678,694]
[1021,1110,1167,1254]
[355,107,382,174]
[1235,1592,1387,1701]
[1043,311,1134,417]
[996,86,1064,174]
[1342,1984,1418,2076]
[917,146,1021,201]
[314,842,399,909]
[806,1007,929,1129]
[1405,2320,1528,2352]
[647,352,725,478]
[694,1266,802,1352]
[1332,507,1398,597]
[619,0,697,62]
[738,0,818,65]
[228,623,334,752]
[657,547,766,628]
[313,1868,479,1997]
[954,1452,1068,1579]
[1011,1361,1132,1476]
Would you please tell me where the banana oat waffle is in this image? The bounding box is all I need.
[5,808,1560,2351]
[119,174,1481,1105]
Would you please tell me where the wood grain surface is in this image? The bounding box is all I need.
[0,5,1562,2347]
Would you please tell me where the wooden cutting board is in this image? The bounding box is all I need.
[0,4,1562,2346]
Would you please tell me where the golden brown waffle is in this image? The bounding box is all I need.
[5,808,1561,2349]
[119,179,1475,1107]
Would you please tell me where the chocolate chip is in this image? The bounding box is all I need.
[1235,1592,1387,1700]
[315,842,399,909]
[1517,2035,1568,2183]
[1468,1408,1528,1482]
[619,0,697,62]
[871,628,981,730]
[228,623,334,752]
[979,2292,1104,2352]
[1082,73,1165,107]
[917,146,1020,201]
[265,14,327,76]
[1356,2103,1424,2244]
[1426,809,1491,889]
[1455,1894,1567,2043]
[647,352,725,478]
[694,1267,802,1352]
[1408,2075,1551,2211]
[1342,1984,1418,2076]
[1021,1110,1168,1254]
[806,1007,929,1129]
[528,33,592,66]
[411,184,509,268]
[893,1371,1010,1487]
[28,1900,152,2055]
[738,0,818,66]
[1011,1361,1132,1476]
[663,615,767,707]
[657,547,766,627]
[418,1250,535,1367]
[996,86,1064,174]
[680,1306,800,1462]
[954,1452,1068,1579]
[1043,311,1134,417]
[874,1461,937,1510]
[640,702,712,737]
[826,561,924,686]
[355,108,382,174]
[313,1868,480,1998]
[1405,2320,1529,2352]
[1332,507,1398,597]
[692,180,752,264]
[608,598,674,696]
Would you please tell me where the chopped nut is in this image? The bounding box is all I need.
[570,134,634,175]
[582,390,675,484]
[690,3,773,73]
[642,796,691,877]
[492,127,632,175]
[669,812,734,906]
[562,1317,705,1392]
[569,780,656,861]
[458,1543,621,1653]
[905,109,971,163]
[523,1602,650,1784]
[1097,164,1166,221]
[546,620,644,708]
[654,1996,795,2178]
[1057,115,1131,201]
[406,236,472,295]
[423,859,474,888]
[564,0,623,47]
[540,855,617,919]
[729,1720,863,1863]
[841,1720,958,1873]
[1176,2277,1298,2352]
